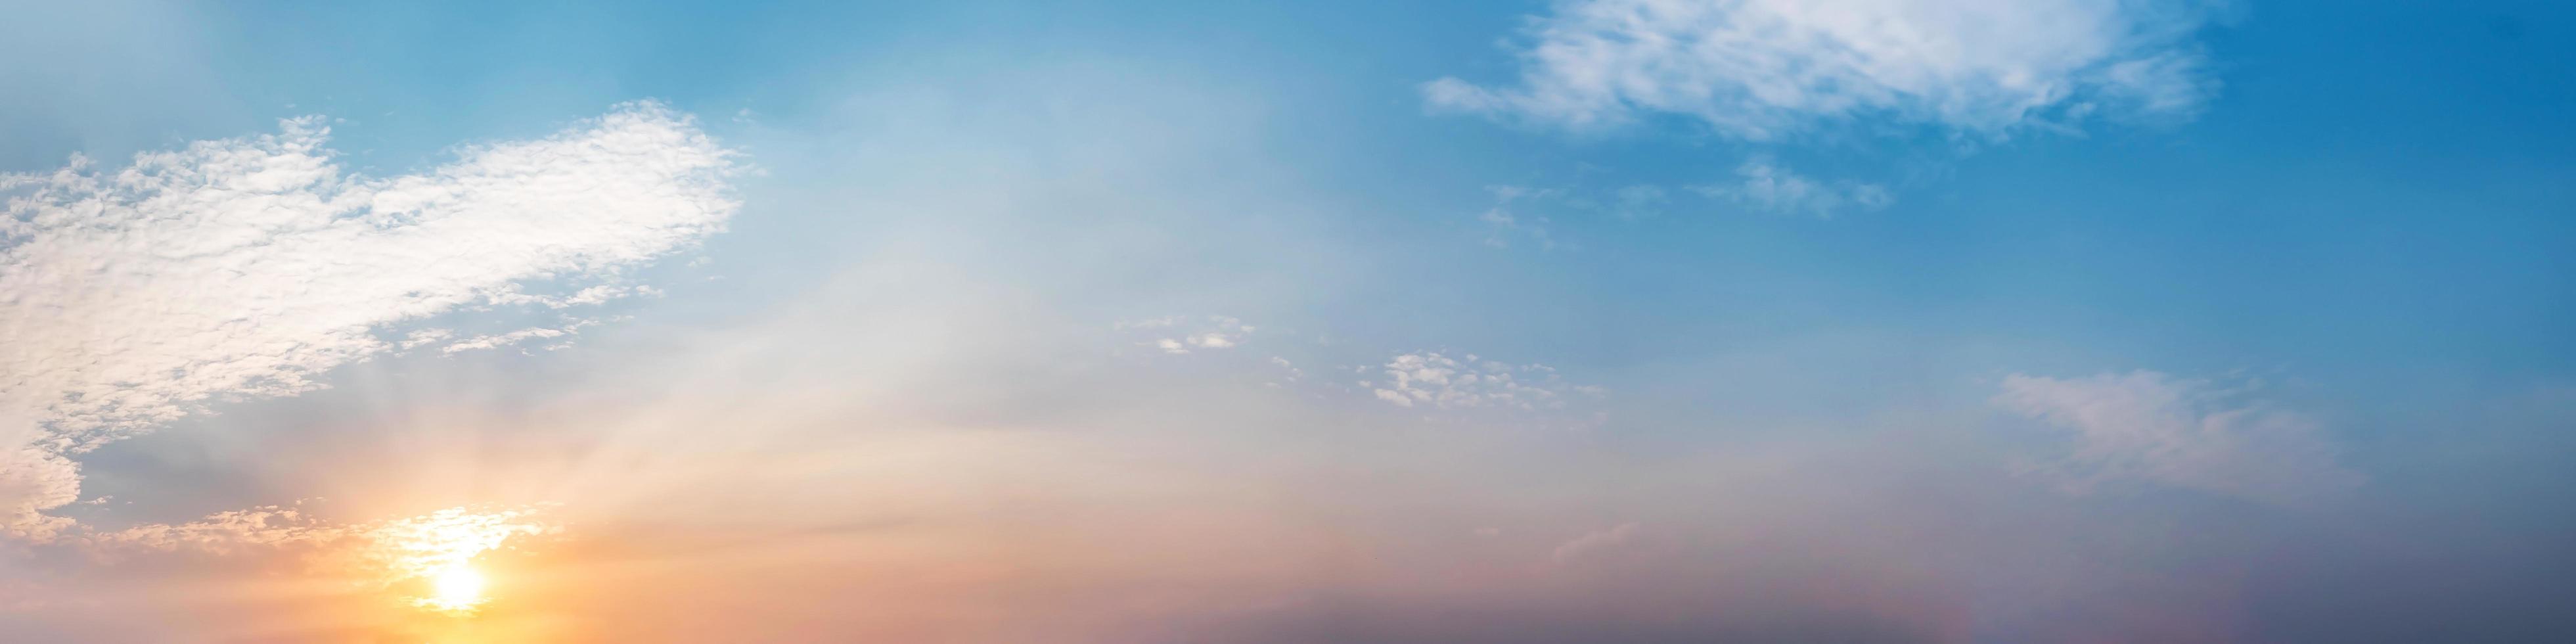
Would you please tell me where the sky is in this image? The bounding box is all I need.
[1,0,2571,641]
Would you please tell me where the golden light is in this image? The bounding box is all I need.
[353,506,552,616]
[423,565,489,612]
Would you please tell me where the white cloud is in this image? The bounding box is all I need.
[449,329,565,354]
[1268,356,1303,382]
[1476,185,1560,250]
[85,503,555,605]
[1478,208,1548,250]
[1128,315,1256,355]
[1551,522,1642,563]
[484,283,663,310]
[0,102,739,538]
[1692,158,1891,217]
[1426,0,2225,139]
[396,328,456,351]
[1114,316,1179,329]
[1995,371,2361,504]
[439,320,589,354]
[1369,352,1604,413]
[1374,388,1416,407]
[0,422,79,540]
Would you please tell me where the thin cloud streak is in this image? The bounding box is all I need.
[1426,0,2226,138]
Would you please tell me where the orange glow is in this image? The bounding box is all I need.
[423,565,488,612]
[360,507,550,615]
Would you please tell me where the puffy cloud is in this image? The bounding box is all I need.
[0,103,739,538]
[1425,0,2226,139]
[1691,158,1891,217]
[0,434,78,541]
[1995,370,2361,504]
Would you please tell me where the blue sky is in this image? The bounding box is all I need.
[3,1,2573,641]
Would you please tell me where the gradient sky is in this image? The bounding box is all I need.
[3,1,2572,642]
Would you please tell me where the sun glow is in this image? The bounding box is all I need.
[424,565,489,612]
[356,506,553,615]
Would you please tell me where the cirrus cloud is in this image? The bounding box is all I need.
[1365,351,1606,422]
[1692,157,1892,217]
[1426,0,2228,139]
[1995,370,2361,505]
[1120,315,1258,355]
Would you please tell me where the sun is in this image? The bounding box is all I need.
[359,506,551,614]
[424,565,488,612]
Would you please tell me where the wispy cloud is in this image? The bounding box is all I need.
[1123,315,1257,354]
[1476,185,1560,250]
[1550,522,1642,563]
[1996,370,2362,504]
[1692,158,1893,218]
[0,103,739,539]
[84,503,555,612]
[1426,0,2225,138]
[440,317,611,354]
[1365,351,1605,415]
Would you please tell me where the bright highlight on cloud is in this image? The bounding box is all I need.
[1426,0,2226,138]
[1997,370,2362,504]
[365,507,552,613]
[85,503,554,614]
[0,103,740,540]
